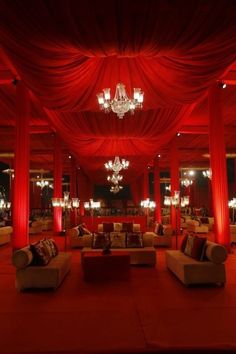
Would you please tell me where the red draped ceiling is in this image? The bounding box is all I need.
[0,0,236,183]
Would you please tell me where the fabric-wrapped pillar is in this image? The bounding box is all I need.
[53,134,62,233]
[12,81,30,249]
[170,139,180,241]
[154,157,162,223]
[70,156,77,227]
[208,84,230,247]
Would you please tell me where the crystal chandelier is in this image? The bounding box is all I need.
[107,173,123,185]
[181,178,193,188]
[202,169,212,179]
[140,198,156,209]
[110,185,123,194]
[97,83,144,119]
[105,156,129,173]
[52,191,79,209]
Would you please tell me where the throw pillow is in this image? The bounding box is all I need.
[200,217,209,224]
[92,233,110,249]
[180,233,189,252]
[158,224,164,236]
[184,234,196,257]
[30,241,51,266]
[126,233,143,248]
[110,233,126,248]
[154,222,160,234]
[78,224,85,236]
[103,223,114,233]
[191,237,207,261]
[122,222,133,232]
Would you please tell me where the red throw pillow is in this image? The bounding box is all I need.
[126,233,143,248]
[30,241,51,266]
[191,237,207,261]
[103,223,114,232]
[122,222,133,232]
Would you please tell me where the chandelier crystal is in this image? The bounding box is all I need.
[97,83,144,119]
[181,178,193,188]
[110,185,123,194]
[140,198,156,209]
[202,169,212,179]
[107,173,123,185]
[105,156,129,173]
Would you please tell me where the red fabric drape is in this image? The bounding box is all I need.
[70,156,77,227]
[208,84,230,247]
[12,81,29,249]
[170,139,180,244]
[53,134,62,233]
[142,169,149,200]
[130,180,139,207]
[154,157,161,223]
[0,2,236,184]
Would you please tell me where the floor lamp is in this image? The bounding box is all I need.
[229,198,236,224]
[164,192,189,249]
[52,191,79,251]
[84,199,101,231]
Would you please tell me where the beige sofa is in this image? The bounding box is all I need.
[29,220,43,234]
[66,227,92,248]
[144,225,173,247]
[98,222,141,233]
[166,241,227,286]
[186,219,209,233]
[81,233,156,266]
[12,246,71,291]
[0,226,13,246]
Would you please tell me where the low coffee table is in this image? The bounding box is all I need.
[81,251,130,281]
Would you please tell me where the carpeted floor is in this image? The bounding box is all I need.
[1,232,236,354]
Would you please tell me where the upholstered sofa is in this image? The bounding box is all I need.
[166,241,227,286]
[98,222,141,233]
[144,225,173,247]
[0,226,13,246]
[66,227,93,248]
[29,220,43,234]
[12,245,71,291]
[186,219,209,233]
[81,233,156,266]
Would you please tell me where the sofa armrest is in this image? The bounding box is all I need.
[143,233,154,247]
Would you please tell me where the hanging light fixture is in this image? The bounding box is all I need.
[181,178,193,188]
[84,199,101,209]
[105,156,129,173]
[97,83,144,119]
[202,169,212,179]
[140,198,156,209]
[107,173,123,185]
[110,185,123,194]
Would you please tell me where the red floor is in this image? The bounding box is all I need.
[0,231,236,354]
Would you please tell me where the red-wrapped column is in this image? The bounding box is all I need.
[209,84,230,247]
[53,134,62,233]
[154,157,162,223]
[12,81,30,249]
[70,156,77,227]
[170,139,180,247]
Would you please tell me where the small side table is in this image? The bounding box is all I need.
[81,251,130,281]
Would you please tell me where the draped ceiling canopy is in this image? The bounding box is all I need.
[0,0,236,185]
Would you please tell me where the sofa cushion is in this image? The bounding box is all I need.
[180,234,189,252]
[103,223,114,233]
[12,247,33,269]
[191,237,207,261]
[110,233,126,248]
[126,233,143,248]
[92,233,110,249]
[184,234,195,257]
[42,239,58,257]
[30,241,51,266]
[122,222,133,232]
[200,217,209,224]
